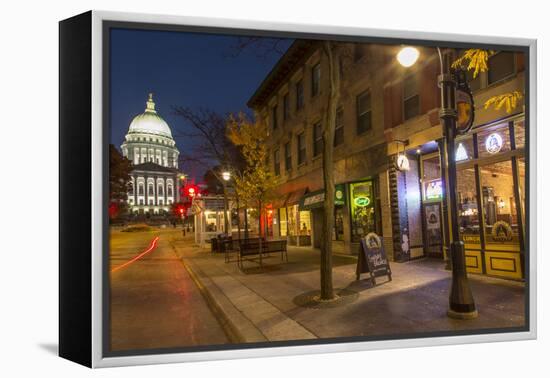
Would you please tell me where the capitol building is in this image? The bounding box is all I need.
[121,94,181,216]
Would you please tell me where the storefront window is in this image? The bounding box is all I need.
[456,167,480,244]
[287,205,297,236]
[479,160,520,246]
[350,180,376,242]
[334,206,344,241]
[477,123,512,158]
[279,208,288,237]
[514,119,525,149]
[299,211,311,235]
[517,157,526,234]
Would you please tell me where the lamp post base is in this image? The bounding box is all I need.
[447,309,478,320]
[448,241,478,319]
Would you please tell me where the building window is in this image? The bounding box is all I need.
[403,75,420,120]
[313,122,323,157]
[466,69,482,92]
[148,184,154,196]
[311,63,321,97]
[284,142,292,171]
[283,93,290,121]
[272,105,278,129]
[158,185,164,196]
[297,132,306,165]
[356,90,372,135]
[274,149,280,176]
[128,181,134,195]
[334,108,344,146]
[296,80,304,110]
[138,184,144,196]
[167,185,173,197]
[488,51,515,85]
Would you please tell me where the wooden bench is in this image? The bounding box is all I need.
[237,239,288,269]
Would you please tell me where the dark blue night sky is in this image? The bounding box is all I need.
[110,28,291,178]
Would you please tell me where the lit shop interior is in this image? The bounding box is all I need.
[398,117,526,279]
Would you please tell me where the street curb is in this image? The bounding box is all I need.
[169,240,268,344]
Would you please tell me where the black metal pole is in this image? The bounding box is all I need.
[438,50,478,319]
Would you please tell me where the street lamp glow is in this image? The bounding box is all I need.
[396,46,420,67]
[222,171,231,181]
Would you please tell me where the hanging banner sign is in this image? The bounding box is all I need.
[455,68,475,135]
[356,232,392,285]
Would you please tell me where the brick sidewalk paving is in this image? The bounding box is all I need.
[170,234,526,343]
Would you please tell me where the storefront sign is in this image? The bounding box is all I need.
[455,68,475,134]
[456,89,475,134]
[425,179,443,201]
[486,133,503,154]
[299,184,346,211]
[353,196,371,207]
[356,232,392,285]
[491,220,513,242]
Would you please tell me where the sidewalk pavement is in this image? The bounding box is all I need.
[169,234,526,344]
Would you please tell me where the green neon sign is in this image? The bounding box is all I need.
[354,196,371,207]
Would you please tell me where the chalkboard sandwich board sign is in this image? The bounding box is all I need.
[356,233,392,285]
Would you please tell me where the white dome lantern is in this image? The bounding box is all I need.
[128,93,173,137]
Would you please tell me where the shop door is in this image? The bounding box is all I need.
[423,203,444,258]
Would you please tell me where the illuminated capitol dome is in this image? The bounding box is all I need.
[121,93,181,216]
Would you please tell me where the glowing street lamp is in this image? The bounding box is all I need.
[396,46,420,67]
[222,171,231,181]
[397,46,477,319]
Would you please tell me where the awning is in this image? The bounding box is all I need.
[285,188,308,206]
[269,193,289,209]
[299,184,346,211]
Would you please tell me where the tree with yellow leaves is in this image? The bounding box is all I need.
[452,49,523,114]
[226,112,277,245]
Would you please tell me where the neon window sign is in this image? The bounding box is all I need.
[425,179,443,200]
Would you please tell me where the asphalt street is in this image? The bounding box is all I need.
[109,229,228,352]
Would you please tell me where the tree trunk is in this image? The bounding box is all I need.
[236,196,242,241]
[222,184,230,236]
[244,204,249,239]
[320,41,341,300]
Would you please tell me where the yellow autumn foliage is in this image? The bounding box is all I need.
[484,91,523,114]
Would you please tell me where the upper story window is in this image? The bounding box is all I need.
[284,142,292,171]
[311,63,321,97]
[167,186,173,197]
[297,132,306,165]
[356,90,372,135]
[296,80,304,110]
[148,184,154,196]
[488,51,515,85]
[283,93,290,121]
[138,184,144,196]
[403,75,420,120]
[274,149,280,176]
[466,69,482,92]
[313,122,323,157]
[272,105,278,130]
[334,108,344,146]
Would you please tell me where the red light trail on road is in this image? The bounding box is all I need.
[110,236,160,273]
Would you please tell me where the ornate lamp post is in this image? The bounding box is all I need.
[397,46,478,319]
[221,169,231,236]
